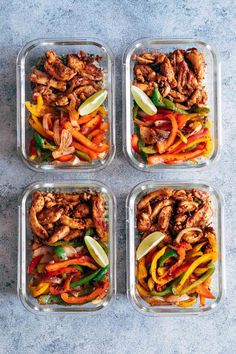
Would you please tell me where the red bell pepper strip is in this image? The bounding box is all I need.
[147,147,205,165]
[92,132,105,145]
[64,275,73,291]
[168,128,208,153]
[27,255,42,274]
[43,267,79,280]
[157,109,176,114]
[171,260,194,278]
[157,114,178,153]
[131,134,140,153]
[45,256,98,272]
[61,280,109,304]
[56,154,74,162]
[29,137,37,157]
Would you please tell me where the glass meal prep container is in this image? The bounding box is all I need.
[18,180,116,314]
[17,38,115,172]
[126,181,225,316]
[123,38,221,171]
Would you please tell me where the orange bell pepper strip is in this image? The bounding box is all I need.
[92,133,105,145]
[136,283,150,297]
[207,232,218,262]
[80,114,102,135]
[196,284,215,299]
[72,141,98,160]
[88,129,104,139]
[61,280,109,304]
[77,114,95,125]
[100,121,109,132]
[200,294,206,306]
[70,128,107,153]
[56,154,74,162]
[137,257,149,290]
[131,134,140,153]
[147,147,205,165]
[46,256,98,272]
[64,275,73,291]
[157,114,178,153]
[28,116,49,139]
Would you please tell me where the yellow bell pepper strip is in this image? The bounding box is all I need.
[177,297,197,307]
[194,267,208,275]
[157,266,168,276]
[147,147,205,165]
[157,114,178,153]
[137,257,149,290]
[28,116,49,139]
[174,257,213,294]
[155,260,193,286]
[167,128,208,153]
[30,282,50,298]
[207,232,218,262]
[177,130,188,143]
[147,277,155,291]
[136,283,150,297]
[150,246,167,283]
[187,251,203,260]
[61,280,109,304]
[189,242,207,255]
[25,95,44,117]
[45,256,98,272]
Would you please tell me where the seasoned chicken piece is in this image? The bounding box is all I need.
[139,126,159,145]
[60,215,93,229]
[31,239,42,250]
[137,212,151,233]
[82,63,103,81]
[151,199,174,221]
[160,57,177,88]
[58,193,82,202]
[74,85,97,100]
[67,54,85,73]
[29,207,48,239]
[176,59,189,95]
[185,48,206,82]
[134,64,156,83]
[191,189,209,201]
[47,225,70,244]
[173,213,188,232]
[30,68,67,91]
[187,88,207,107]
[168,90,187,103]
[159,84,171,97]
[64,229,84,241]
[132,52,165,65]
[54,94,69,106]
[132,54,155,64]
[37,206,64,225]
[92,194,108,241]
[186,203,212,228]
[158,206,173,231]
[172,190,193,201]
[177,201,198,214]
[74,203,90,218]
[32,85,57,104]
[32,191,45,213]
[137,189,173,210]
[44,50,76,81]
[44,193,57,208]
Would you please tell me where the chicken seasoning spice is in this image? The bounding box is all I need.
[135,188,218,307]
[131,48,213,165]
[28,190,110,305]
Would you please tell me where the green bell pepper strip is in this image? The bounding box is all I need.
[191,106,210,115]
[158,249,178,267]
[93,266,108,282]
[55,246,67,261]
[38,294,65,305]
[34,132,56,151]
[174,265,215,295]
[50,240,83,247]
[152,88,188,114]
[71,265,84,272]
[133,104,139,119]
[151,274,182,296]
[85,228,94,236]
[138,138,148,162]
[75,151,91,162]
[141,146,157,154]
[70,269,101,288]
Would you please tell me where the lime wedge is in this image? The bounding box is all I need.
[136,232,165,260]
[131,85,157,115]
[78,89,107,116]
[84,235,109,268]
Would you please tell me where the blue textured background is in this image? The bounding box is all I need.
[0,0,235,353]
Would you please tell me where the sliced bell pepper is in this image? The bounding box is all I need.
[28,116,49,139]
[207,232,218,262]
[137,257,149,290]
[87,129,104,140]
[64,275,73,291]
[34,132,56,151]
[27,255,42,274]
[152,88,188,114]
[30,282,49,298]
[43,267,80,280]
[157,114,178,153]
[194,266,208,275]
[147,277,155,291]
[147,147,205,165]
[196,284,215,299]
[92,132,105,145]
[145,246,158,266]
[174,254,213,293]
[168,128,208,153]
[177,297,197,307]
[29,137,37,158]
[45,256,98,272]
[131,134,140,153]
[38,294,64,305]
[136,283,150,297]
[150,246,167,283]
[70,268,101,288]
[155,261,193,286]
[61,280,109,304]
[72,141,98,160]
[200,294,206,306]
[158,249,178,267]
[100,121,109,132]
[81,114,102,135]
[75,150,91,162]
[56,154,74,162]
[142,114,169,122]
[93,266,108,282]
[151,284,172,296]
[70,128,108,153]
[177,266,215,296]
[54,246,67,260]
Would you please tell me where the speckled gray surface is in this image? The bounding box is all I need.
[0,0,235,353]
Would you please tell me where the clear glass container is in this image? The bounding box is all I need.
[17,38,115,172]
[18,180,116,314]
[126,181,225,316]
[123,38,221,171]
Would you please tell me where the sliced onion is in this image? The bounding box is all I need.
[33,246,53,258]
[155,129,170,138]
[68,156,81,166]
[62,245,77,258]
[50,277,63,284]
[166,294,190,303]
[60,129,73,149]
[75,246,84,254]
[53,119,61,146]
[154,120,171,127]
[52,146,75,159]
[176,227,202,244]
